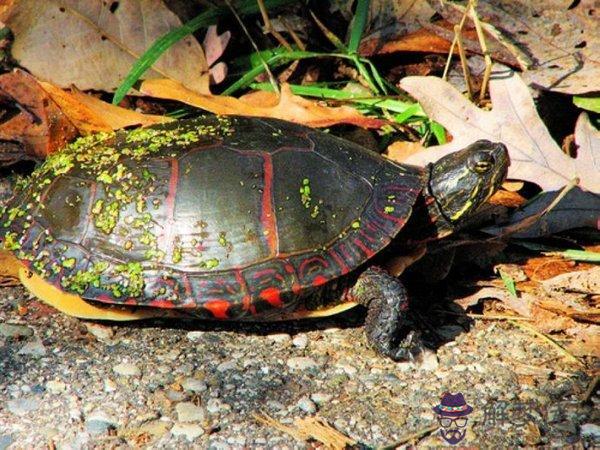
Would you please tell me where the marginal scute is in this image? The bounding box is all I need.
[2,116,424,317]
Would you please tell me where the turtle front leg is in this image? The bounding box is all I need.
[348,267,423,361]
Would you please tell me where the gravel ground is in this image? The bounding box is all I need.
[0,283,598,449]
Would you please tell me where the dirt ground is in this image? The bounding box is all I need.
[0,282,598,449]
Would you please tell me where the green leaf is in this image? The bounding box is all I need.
[573,96,600,114]
[498,270,518,297]
[112,0,294,105]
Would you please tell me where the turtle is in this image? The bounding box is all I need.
[0,115,509,360]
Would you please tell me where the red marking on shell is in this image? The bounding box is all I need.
[284,263,295,274]
[234,269,252,311]
[149,299,176,308]
[124,298,137,305]
[292,283,302,295]
[203,300,230,319]
[353,238,376,258]
[328,248,350,275]
[259,287,283,307]
[260,154,278,255]
[312,275,328,287]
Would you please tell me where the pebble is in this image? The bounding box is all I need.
[310,392,332,404]
[0,435,13,450]
[104,378,117,392]
[216,360,237,372]
[7,397,40,416]
[17,337,47,357]
[171,422,204,441]
[176,402,206,422]
[580,423,600,440]
[206,398,229,414]
[113,362,141,377]
[0,323,33,339]
[266,333,292,344]
[166,390,187,402]
[46,380,66,394]
[181,378,208,393]
[186,331,205,342]
[297,397,317,414]
[292,334,308,348]
[287,356,318,371]
[419,351,439,371]
[84,323,114,342]
[336,363,357,376]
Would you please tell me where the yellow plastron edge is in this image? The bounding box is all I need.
[19,267,158,321]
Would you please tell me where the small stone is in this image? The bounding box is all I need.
[310,392,332,405]
[216,360,237,372]
[7,397,40,416]
[206,398,229,414]
[419,351,439,371]
[176,402,206,422]
[171,422,204,442]
[104,378,117,393]
[581,423,600,440]
[166,390,187,402]
[17,337,46,357]
[181,378,207,393]
[292,334,308,349]
[336,363,357,376]
[113,362,141,377]
[84,323,114,342]
[287,356,318,371]
[85,420,114,435]
[266,333,291,344]
[46,380,66,394]
[0,435,13,450]
[0,324,33,339]
[186,331,204,342]
[297,397,317,414]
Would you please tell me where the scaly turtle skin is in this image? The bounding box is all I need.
[1,116,509,360]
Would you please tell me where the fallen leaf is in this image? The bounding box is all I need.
[39,82,171,133]
[455,286,534,317]
[400,67,600,192]
[0,69,78,160]
[0,249,21,286]
[483,188,600,238]
[541,267,600,296]
[432,0,600,94]
[0,0,209,94]
[203,25,230,85]
[386,140,426,162]
[139,79,386,128]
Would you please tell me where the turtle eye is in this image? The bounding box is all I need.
[468,151,495,173]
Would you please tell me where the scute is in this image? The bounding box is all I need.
[2,116,424,319]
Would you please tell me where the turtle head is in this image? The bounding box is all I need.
[428,140,509,231]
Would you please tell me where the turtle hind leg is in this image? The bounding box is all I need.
[349,266,424,361]
[19,267,159,321]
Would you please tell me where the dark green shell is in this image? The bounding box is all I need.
[2,116,424,319]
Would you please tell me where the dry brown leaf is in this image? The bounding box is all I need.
[433,0,600,94]
[541,267,600,297]
[386,140,425,162]
[39,82,171,133]
[455,286,534,317]
[400,67,599,192]
[139,79,386,128]
[0,69,78,160]
[0,0,209,94]
[0,250,21,286]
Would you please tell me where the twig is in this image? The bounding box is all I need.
[224,0,280,95]
[466,313,533,321]
[581,376,599,403]
[279,15,305,50]
[454,24,474,99]
[469,0,492,101]
[441,1,471,80]
[256,0,293,50]
[509,320,584,367]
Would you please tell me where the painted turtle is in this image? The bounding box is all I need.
[1,116,508,360]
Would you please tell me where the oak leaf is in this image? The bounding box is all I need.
[400,67,599,192]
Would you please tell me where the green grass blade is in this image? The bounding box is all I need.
[347,0,370,54]
[430,121,447,145]
[554,249,600,263]
[112,0,294,104]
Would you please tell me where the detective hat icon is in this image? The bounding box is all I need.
[432,392,473,417]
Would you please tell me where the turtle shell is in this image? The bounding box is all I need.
[2,116,424,320]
